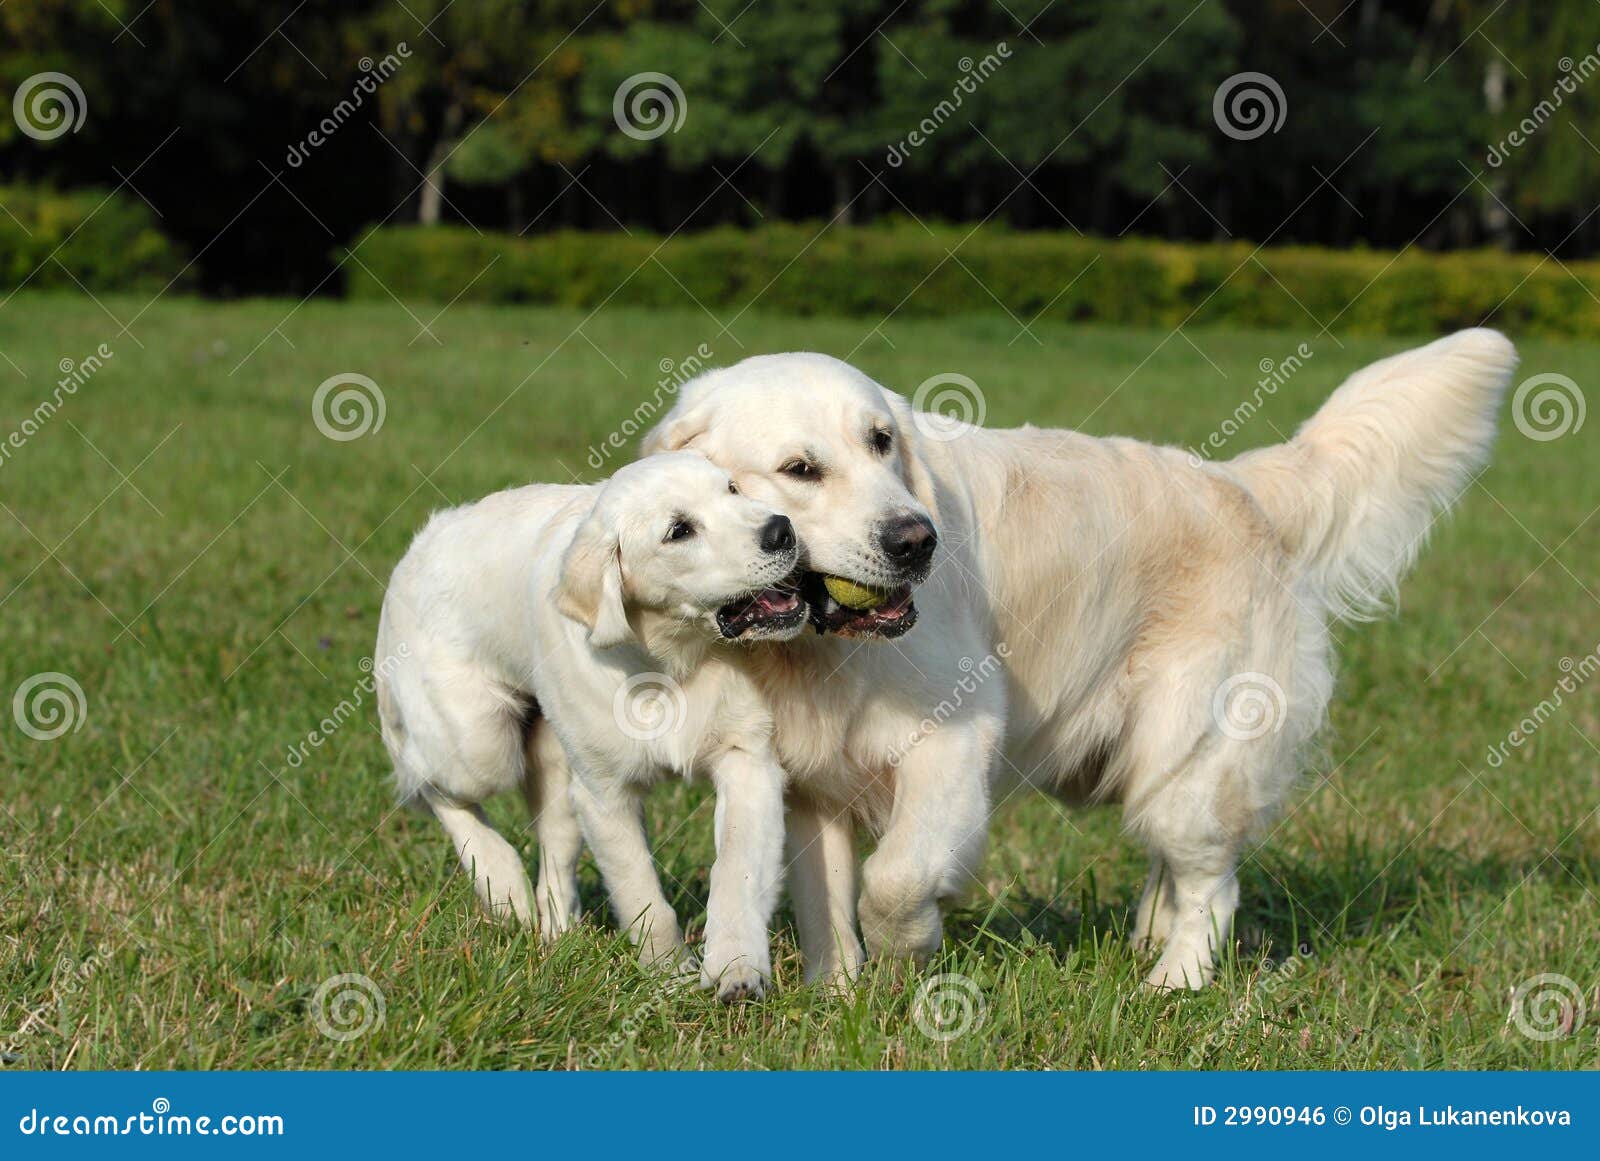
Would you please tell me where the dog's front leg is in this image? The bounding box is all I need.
[699,747,786,1002]
[858,723,994,964]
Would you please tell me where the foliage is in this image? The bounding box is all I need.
[345,221,1600,337]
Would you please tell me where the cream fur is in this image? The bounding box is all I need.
[647,329,1516,988]
[374,452,804,1000]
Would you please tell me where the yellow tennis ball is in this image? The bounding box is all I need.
[823,575,893,610]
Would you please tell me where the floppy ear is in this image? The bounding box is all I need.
[882,388,943,525]
[554,507,636,649]
[640,399,709,456]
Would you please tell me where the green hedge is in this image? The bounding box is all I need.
[1,186,188,292]
[344,222,1600,338]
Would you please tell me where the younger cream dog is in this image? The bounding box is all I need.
[374,452,806,999]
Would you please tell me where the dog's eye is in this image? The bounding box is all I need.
[727,480,738,495]
[871,429,893,455]
[780,459,820,481]
[664,518,695,542]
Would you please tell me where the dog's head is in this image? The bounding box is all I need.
[555,451,805,648]
[643,353,940,639]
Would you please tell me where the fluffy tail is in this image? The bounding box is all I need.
[1227,328,1517,620]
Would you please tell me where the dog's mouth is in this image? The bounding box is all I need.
[801,572,918,639]
[715,579,807,639]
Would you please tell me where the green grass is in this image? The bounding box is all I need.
[1,292,1596,1070]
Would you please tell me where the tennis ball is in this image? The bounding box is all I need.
[823,575,893,610]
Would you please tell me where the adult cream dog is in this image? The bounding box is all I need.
[644,330,1516,987]
[374,452,807,999]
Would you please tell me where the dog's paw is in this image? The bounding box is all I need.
[699,953,770,1003]
[858,894,943,965]
[1143,951,1214,992]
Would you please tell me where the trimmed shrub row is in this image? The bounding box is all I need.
[0,186,188,293]
[344,222,1600,338]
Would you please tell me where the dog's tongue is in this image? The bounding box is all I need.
[750,588,801,615]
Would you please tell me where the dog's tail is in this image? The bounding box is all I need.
[1227,328,1517,621]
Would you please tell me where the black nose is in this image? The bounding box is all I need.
[878,516,937,569]
[760,515,795,554]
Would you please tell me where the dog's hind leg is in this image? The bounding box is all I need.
[426,791,536,926]
[522,721,583,944]
[1132,856,1178,952]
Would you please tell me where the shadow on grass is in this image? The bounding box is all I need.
[934,839,1600,964]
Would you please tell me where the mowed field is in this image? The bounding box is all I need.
[1,292,1596,1070]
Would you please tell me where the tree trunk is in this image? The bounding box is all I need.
[1480,57,1513,248]
[418,103,464,226]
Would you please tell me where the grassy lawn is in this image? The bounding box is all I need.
[1,292,1596,1070]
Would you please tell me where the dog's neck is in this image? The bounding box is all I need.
[630,607,714,679]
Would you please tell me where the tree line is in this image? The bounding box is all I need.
[3,0,1598,294]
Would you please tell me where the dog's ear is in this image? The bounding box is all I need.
[882,387,942,525]
[640,399,709,456]
[555,506,635,649]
